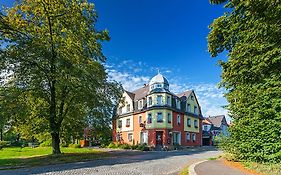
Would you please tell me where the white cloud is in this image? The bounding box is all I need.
[106,57,230,121]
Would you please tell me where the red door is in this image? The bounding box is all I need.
[156,131,163,146]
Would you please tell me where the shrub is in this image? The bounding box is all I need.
[0,141,11,148]
[39,140,52,147]
[120,144,131,149]
[68,144,81,148]
[107,142,117,148]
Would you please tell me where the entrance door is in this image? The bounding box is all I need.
[156,131,163,146]
[173,132,181,145]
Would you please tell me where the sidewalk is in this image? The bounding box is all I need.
[194,160,255,175]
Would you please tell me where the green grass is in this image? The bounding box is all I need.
[0,147,108,168]
[208,157,218,160]
[243,162,281,175]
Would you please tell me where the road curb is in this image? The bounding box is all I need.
[189,160,208,175]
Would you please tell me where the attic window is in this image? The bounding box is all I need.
[191,95,194,100]
[138,100,143,109]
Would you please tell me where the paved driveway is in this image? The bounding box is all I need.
[0,147,222,175]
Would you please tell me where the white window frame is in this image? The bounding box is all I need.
[157,112,163,123]
[167,113,171,123]
[177,115,180,125]
[138,100,143,109]
[126,104,130,112]
[128,133,133,142]
[194,106,198,114]
[194,119,198,128]
[186,132,190,141]
[126,118,130,127]
[176,99,181,109]
[187,118,191,127]
[147,113,152,124]
[157,95,163,105]
[167,95,171,106]
[192,133,196,142]
[148,96,152,106]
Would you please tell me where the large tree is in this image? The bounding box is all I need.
[208,0,281,162]
[0,0,121,154]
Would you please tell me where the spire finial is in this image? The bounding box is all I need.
[157,68,160,74]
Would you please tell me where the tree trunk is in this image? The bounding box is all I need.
[0,128,3,141]
[51,132,61,154]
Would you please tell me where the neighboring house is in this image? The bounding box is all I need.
[202,115,229,146]
[112,73,204,149]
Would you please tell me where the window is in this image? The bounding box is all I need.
[194,120,198,128]
[186,132,190,141]
[192,133,196,142]
[191,95,194,100]
[156,84,162,88]
[118,120,122,128]
[187,118,191,127]
[177,115,181,125]
[139,116,142,124]
[194,106,198,114]
[147,113,152,124]
[148,96,152,106]
[126,118,130,127]
[116,133,121,141]
[167,113,171,123]
[187,103,191,112]
[128,133,133,142]
[157,95,163,105]
[157,112,163,123]
[176,99,181,109]
[204,125,208,131]
[126,104,130,112]
[138,100,143,109]
[167,96,171,106]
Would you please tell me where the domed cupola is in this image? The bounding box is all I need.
[149,72,169,92]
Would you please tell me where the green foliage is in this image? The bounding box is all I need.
[0,0,122,154]
[68,144,81,148]
[0,141,11,148]
[208,0,281,163]
[39,140,52,147]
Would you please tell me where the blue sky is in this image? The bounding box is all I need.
[1,0,230,120]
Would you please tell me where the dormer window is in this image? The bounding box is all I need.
[191,95,194,100]
[138,100,143,109]
[126,104,130,112]
[156,84,162,88]
[176,99,181,109]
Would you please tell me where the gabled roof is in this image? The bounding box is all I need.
[124,90,135,100]
[203,119,212,125]
[207,115,226,128]
[132,85,149,101]
[176,90,192,98]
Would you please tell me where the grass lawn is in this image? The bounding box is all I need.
[0,147,108,168]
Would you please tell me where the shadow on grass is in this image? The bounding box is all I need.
[0,146,220,175]
[0,152,109,168]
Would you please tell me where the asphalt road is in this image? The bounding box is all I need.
[0,147,222,175]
